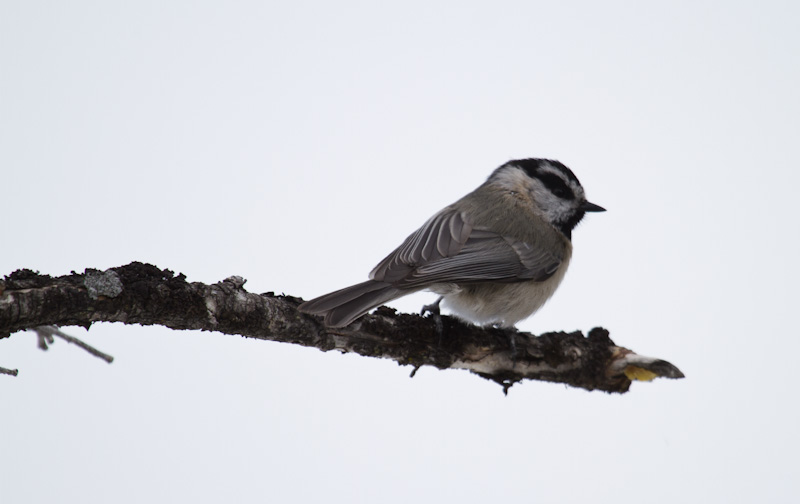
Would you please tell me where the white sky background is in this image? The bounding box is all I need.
[2,0,799,502]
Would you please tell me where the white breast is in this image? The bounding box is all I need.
[436,250,572,327]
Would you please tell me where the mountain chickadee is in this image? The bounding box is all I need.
[299,158,605,327]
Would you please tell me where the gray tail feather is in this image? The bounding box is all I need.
[298,280,403,327]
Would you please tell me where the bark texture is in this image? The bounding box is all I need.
[0,262,684,393]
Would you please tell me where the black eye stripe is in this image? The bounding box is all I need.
[537,173,575,200]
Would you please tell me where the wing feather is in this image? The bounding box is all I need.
[369,207,563,288]
[370,208,472,282]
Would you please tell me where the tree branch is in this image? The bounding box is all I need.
[0,262,684,392]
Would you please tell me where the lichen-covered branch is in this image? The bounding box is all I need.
[0,262,684,392]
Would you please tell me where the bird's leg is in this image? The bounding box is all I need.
[421,296,444,344]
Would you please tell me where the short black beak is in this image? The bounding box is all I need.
[580,201,606,212]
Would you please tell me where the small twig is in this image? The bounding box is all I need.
[1,366,19,377]
[30,326,114,364]
[37,329,54,350]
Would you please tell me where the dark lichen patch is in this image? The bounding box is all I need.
[277,293,305,306]
[5,269,52,289]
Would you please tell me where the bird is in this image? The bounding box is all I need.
[298,158,605,328]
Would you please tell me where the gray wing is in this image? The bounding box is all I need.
[369,208,472,282]
[369,208,562,288]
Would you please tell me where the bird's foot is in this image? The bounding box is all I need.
[492,324,519,365]
[421,297,444,344]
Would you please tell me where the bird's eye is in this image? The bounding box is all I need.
[537,173,574,200]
